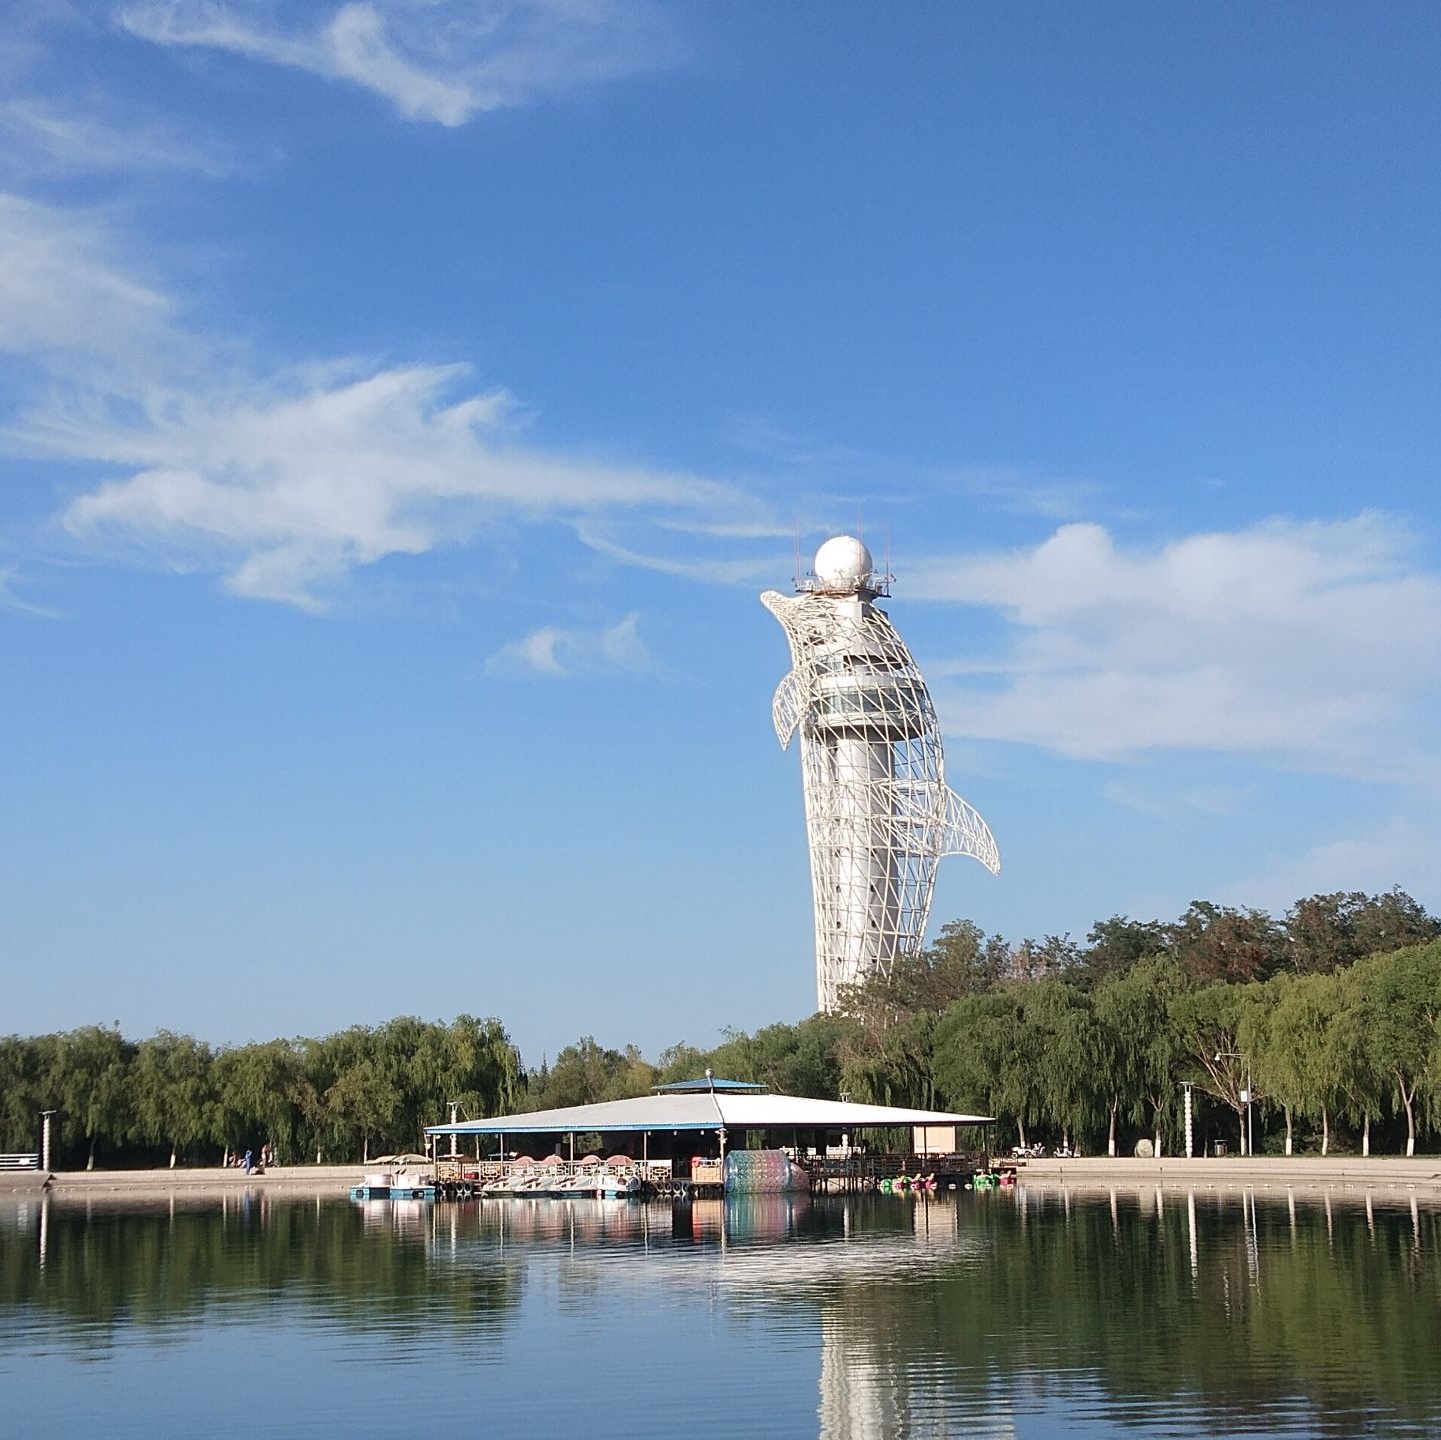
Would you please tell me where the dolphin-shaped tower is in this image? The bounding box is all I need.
[763,535,1000,1013]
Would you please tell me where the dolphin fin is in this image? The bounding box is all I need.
[941,788,1001,874]
[772,671,801,749]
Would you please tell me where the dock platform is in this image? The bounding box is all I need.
[414,1153,982,1201]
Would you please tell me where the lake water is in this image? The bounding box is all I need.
[2,1185,1438,1438]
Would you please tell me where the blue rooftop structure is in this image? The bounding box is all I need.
[651,1076,765,1094]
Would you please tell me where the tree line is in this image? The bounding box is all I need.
[0,1016,521,1169]
[3,889,1437,1167]
[523,888,1441,1158]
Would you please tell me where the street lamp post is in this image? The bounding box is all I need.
[447,1100,460,1158]
[1181,1083,1194,1159]
[40,1110,55,1173]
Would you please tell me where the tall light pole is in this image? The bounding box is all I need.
[40,1109,55,1174]
[1181,1083,1194,1159]
[447,1100,460,1158]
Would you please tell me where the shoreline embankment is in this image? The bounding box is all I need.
[4,1154,1440,1199]
[0,1164,362,1197]
[1015,1154,1441,1195]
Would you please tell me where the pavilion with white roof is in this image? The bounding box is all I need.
[425,1076,992,1173]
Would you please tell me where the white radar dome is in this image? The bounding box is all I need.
[813,535,874,591]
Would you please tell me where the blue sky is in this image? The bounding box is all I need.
[3,2,1440,1065]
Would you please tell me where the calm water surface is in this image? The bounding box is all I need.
[2,1185,1439,1438]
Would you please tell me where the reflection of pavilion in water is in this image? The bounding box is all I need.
[8,1185,1439,1439]
[396,1195,1018,1440]
[397,1184,1437,1440]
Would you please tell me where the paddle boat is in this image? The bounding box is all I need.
[351,1154,436,1201]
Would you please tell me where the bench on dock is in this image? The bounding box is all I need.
[0,1154,41,1171]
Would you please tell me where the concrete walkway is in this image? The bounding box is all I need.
[7,1155,1440,1198]
[1,1164,365,1196]
[1016,1154,1441,1192]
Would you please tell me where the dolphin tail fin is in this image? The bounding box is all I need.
[941,789,1001,874]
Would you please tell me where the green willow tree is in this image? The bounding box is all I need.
[51,1024,134,1169]
[431,1014,524,1127]
[933,990,1040,1147]
[324,1057,398,1162]
[1349,943,1441,1157]
[1171,984,1260,1154]
[1027,979,1096,1151]
[131,1032,216,1168]
[213,1039,313,1163]
[0,1034,50,1154]
[1327,966,1389,1156]
[1249,974,1341,1154]
[1093,957,1180,1156]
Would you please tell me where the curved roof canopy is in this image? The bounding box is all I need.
[427,1089,991,1137]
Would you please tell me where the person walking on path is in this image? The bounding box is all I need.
[243,1149,253,1176]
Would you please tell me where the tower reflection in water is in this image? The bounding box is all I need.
[5,1186,1439,1440]
[412,1194,1014,1439]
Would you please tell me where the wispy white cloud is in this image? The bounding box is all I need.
[655,517,793,541]
[1102,778,1249,819]
[917,516,1441,787]
[938,463,1108,522]
[0,193,177,372]
[486,612,651,678]
[117,0,679,127]
[0,564,60,618]
[575,521,784,587]
[727,414,885,476]
[0,99,239,179]
[45,365,744,609]
[2,194,750,610]
[728,415,1109,526]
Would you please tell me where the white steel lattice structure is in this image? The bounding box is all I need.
[763,536,1000,1014]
